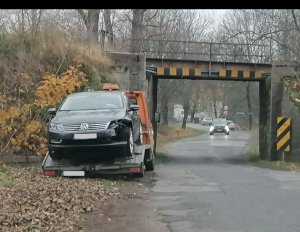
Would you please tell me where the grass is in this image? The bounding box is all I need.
[244,140,300,172]
[0,164,15,188]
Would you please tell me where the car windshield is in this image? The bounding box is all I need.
[60,92,124,111]
[213,118,227,125]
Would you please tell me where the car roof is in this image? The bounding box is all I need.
[213,118,227,121]
[68,90,123,97]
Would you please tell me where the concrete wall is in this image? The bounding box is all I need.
[270,61,300,161]
[282,83,300,162]
[106,52,147,92]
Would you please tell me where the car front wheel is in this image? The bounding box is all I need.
[125,127,134,157]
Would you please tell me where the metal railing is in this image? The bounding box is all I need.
[131,39,272,64]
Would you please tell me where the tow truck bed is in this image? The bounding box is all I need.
[42,144,146,177]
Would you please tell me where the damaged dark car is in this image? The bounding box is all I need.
[47,91,142,160]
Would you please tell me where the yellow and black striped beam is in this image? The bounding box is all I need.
[219,69,262,79]
[277,117,292,152]
[156,67,201,77]
[155,67,269,80]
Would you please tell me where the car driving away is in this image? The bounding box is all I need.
[47,90,141,160]
[210,118,230,135]
[201,116,213,126]
[227,119,236,131]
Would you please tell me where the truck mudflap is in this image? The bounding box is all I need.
[42,144,146,177]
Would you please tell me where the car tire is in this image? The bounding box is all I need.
[145,158,155,171]
[136,123,143,145]
[124,127,134,157]
[226,132,230,135]
[210,132,213,135]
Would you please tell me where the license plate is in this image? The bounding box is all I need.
[74,133,97,140]
[217,129,222,132]
[63,171,85,177]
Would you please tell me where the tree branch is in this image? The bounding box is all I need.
[292,9,300,34]
[77,9,87,26]
[144,10,158,23]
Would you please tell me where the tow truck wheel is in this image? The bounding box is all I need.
[145,158,155,171]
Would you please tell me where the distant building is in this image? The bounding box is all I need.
[174,104,184,122]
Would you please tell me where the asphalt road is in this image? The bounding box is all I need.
[150,124,300,232]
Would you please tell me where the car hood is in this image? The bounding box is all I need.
[51,109,126,124]
[212,124,226,127]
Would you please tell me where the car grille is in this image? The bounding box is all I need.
[215,126,224,130]
[62,138,114,145]
[63,122,110,132]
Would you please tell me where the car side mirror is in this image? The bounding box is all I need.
[129,104,139,111]
[48,108,57,115]
[154,112,161,122]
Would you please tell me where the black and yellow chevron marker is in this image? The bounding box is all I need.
[277,117,292,152]
[219,69,262,79]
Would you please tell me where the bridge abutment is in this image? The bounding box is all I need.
[259,78,271,160]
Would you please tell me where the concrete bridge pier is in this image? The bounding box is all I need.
[259,78,271,160]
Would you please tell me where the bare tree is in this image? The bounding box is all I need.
[77,9,100,43]
[103,9,114,47]
[130,9,147,52]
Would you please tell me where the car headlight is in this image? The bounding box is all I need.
[225,125,229,131]
[108,121,119,136]
[49,123,64,132]
[108,121,118,129]
[209,126,214,132]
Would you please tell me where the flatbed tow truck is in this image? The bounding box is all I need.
[42,144,147,177]
[42,85,156,178]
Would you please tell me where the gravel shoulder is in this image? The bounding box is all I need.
[75,171,169,232]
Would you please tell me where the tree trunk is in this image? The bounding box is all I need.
[88,10,100,43]
[78,9,100,43]
[213,96,217,118]
[190,105,196,123]
[246,82,252,130]
[130,9,146,53]
[182,98,190,129]
[103,9,114,46]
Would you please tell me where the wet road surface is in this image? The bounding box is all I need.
[151,124,300,232]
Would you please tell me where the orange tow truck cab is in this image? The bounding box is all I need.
[124,90,154,147]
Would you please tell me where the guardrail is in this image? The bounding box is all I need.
[131,39,272,64]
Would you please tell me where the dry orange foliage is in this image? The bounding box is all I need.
[0,65,87,156]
